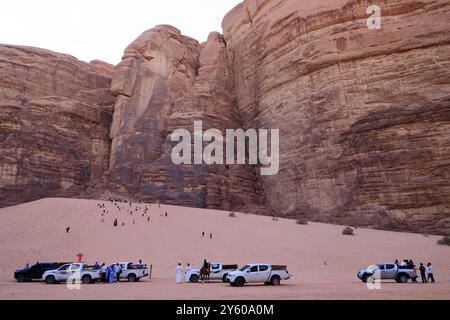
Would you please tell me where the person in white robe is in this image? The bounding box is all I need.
[176,263,183,284]
[185,264,192,283]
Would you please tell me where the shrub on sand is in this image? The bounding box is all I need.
[229,212,237,218]
[437,236,450,246]
[342,227,355,236]
[296,219,309,225]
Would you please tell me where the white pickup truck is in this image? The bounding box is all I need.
[42,263,101,284]
[116,262,150,282]
[227,264,292,287]
[187,263,239,283]
[357,263,418,283]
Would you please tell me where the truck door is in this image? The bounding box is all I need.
[67,264,81,281]
[245,265,260,282]
[383,264,397,279]
[258,265,271,282]
[210,264,221,278]
[56,264,71,281]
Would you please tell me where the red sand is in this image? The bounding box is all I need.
[0,198,449,300]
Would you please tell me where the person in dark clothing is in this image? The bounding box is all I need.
[66,227,70,234]
[419,263,427,283]
[203,259,209,270]
[113,219,118,227]
[202,232,205,238]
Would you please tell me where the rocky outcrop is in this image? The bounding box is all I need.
[1,0,450,234]
[108,26,266,212]
[0,45,114,207]
[222,0,450,234]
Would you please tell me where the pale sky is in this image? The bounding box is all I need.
[0,0,242,65]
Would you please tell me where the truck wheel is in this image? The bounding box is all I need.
[45,275,57,285]
[81,275,92,284]
[128,274,137,282]
[270,276,281,286]
[17,275,27,283]
[190,274,199,283]
[234,277,245,287]
[222,274,229,283]
[361,274,370,283]
[397,274,409,284]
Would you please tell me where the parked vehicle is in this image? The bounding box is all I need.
[226,264,292,287]
[42,263,101,284]
[187,263,238,283]
[357,263,418,283]
[116,262,149,282]
[14,263,68,282]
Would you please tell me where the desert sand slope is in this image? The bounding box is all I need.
[0,198,449,300]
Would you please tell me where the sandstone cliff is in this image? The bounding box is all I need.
[1,0,450,234]
[0,45,115,207]
[222,0,450,233]
[108,26,266,212]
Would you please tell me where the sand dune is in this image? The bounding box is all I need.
[0,198,449,300]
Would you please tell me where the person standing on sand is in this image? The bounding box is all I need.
[176,263,183,284]
[100,264,107,283]
[115,264,122,282]
[185,264,192,283]
[107,265,116,284]
[427,263,435,283]
[419,263,427,283]
[66,227,70,234]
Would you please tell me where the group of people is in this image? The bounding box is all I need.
[202,232,213,239]
[96,198,155,227]
[175,260,210,284]
[176,263,192,284]
[95,261,145,284]
[395,259,435,283]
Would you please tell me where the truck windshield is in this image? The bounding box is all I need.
[240,265,250,271]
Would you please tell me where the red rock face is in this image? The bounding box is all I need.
[222,0,450,234]
[107,26,266,213]
[1,0,450,234]
[0,45,115,207]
